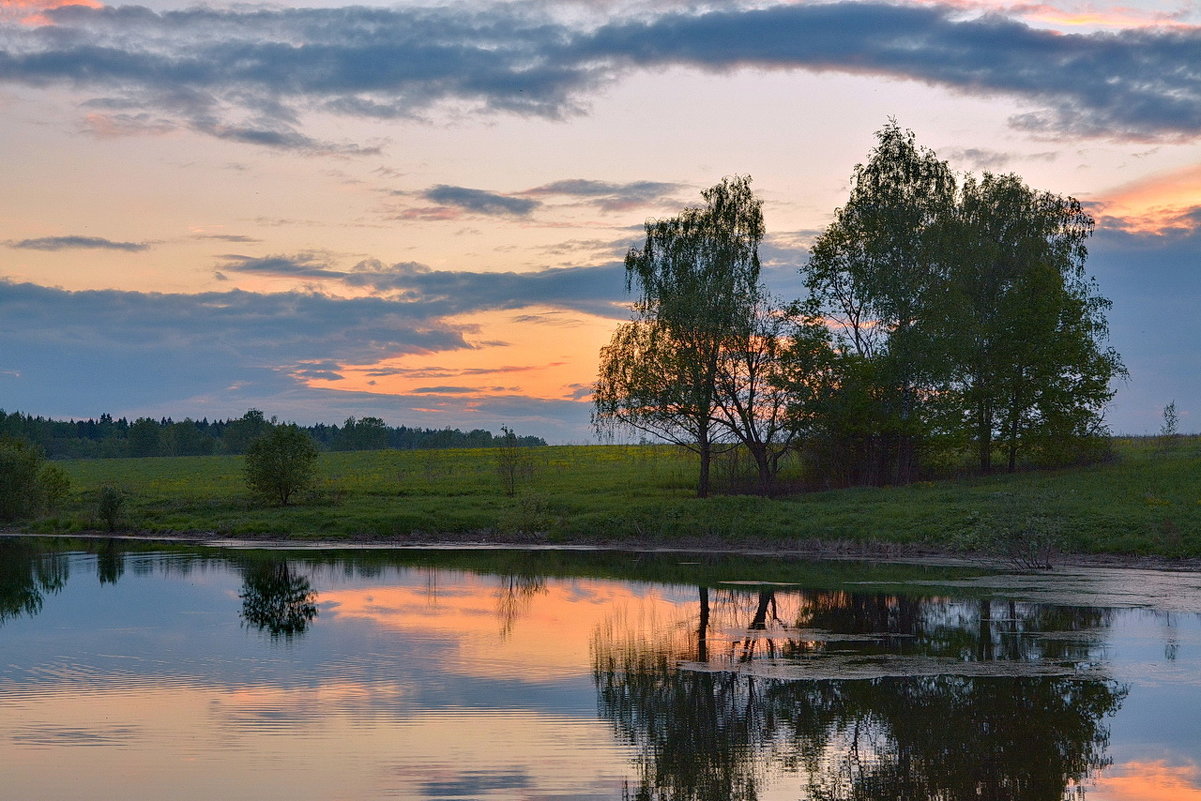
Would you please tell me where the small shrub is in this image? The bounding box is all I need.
[96,486,126,532]
[962,491,1062,569]
[496,426,535,496]
[1159,401,1180,451]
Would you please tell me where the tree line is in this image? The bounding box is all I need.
[0,408,545,459]
[595,122,1124,496]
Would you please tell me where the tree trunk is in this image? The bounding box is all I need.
[977,397,993,474]
[697,434,711,498]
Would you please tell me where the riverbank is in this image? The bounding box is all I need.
[17,436,1201,559]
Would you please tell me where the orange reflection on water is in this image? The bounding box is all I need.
[1091,760,1201,800]
[322,574,693,682]
[1,681,631,801]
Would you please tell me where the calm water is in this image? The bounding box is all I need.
[3,538,1201,800]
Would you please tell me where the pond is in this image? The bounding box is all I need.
[2,537,1200,800]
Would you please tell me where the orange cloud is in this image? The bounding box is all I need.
[1091,760,1201,801]
[302,306,616,404]
[4,0,103,26]
[884,0,1200,31]
[1093,164,1201,235]
[1008,3,1199,30]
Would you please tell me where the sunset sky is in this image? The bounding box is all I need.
[1,0,1198,441]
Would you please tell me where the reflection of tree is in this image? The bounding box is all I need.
[239,561,318,638]
[96,539,125,585]
[495,574,547,638]
[0,541,68,624]
[593,586,1125,801]
[790,675,1124,801]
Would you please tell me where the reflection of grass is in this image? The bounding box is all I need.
[22,437,1201,557]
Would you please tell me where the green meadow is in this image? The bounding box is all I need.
[21,436,1201,558]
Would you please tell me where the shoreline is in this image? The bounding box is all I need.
[8,528,1201,573]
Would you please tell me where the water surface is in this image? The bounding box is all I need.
[2,538,1200,800]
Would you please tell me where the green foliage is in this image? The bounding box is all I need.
[596,175,769,497]
[1159,401,1180,451]
[96,485,126,532]
[21,436,1201,557]
[495,425,535,496]
[244,425,319,506]
[956,490,1065,569]
[794,121,1123,483]
[0,438,70,522]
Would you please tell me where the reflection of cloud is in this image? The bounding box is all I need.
[323,577,689,683]
[1092,760,1201,801]
[7,681,631,800]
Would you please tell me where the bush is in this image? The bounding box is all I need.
[244,425,319,506]
[0,438,70,522]
[96,486,126,532]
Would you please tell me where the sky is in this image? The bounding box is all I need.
[0,0,1198,442]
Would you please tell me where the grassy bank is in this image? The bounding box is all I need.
[19,437,1201,557]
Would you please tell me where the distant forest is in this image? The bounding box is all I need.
[0,409,546,459]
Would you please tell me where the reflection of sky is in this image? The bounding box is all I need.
[4,550,1201,799]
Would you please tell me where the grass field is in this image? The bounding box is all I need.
[20,436,1201,557]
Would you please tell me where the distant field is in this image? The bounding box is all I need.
[22,437,1201,557]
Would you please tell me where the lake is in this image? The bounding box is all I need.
[2,537,1200,800]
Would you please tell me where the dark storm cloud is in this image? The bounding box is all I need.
[2,2,1198,144]
[421,185,541,217]
[7,235,149,252]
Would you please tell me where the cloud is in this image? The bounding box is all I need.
[217,256,629,318]
[194,233,262,244]
[0,280,616,436]
[1,2,1199,146]
[217,253,347,280]
[1092,164,1201,235]
[421,185,541,217]
[6,235,149,252]
[0,280,473,413]
[410,386,479,394]
[521,179,684,211]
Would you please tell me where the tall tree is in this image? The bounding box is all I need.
[595,176,765,497]
[800,121,956,484]
[938,173,1124,472]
